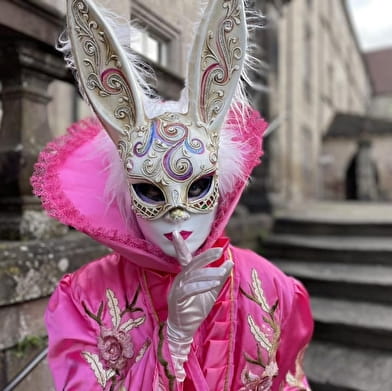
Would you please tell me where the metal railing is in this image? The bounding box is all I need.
[2,346,48,391]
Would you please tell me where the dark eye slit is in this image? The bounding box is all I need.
[132,183,165,203]
[188,175,213,199]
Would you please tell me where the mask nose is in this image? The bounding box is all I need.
[164,207,190,223]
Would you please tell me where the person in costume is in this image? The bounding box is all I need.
[32,0,313,389]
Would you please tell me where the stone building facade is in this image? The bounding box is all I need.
[319,48,392,203]
[266,0,371,204]
[366,47,392,120]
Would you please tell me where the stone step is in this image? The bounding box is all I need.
[273,217,392,237]
[262,234,392,264]
[305,341,392,391]
[311,297,392,351]
[272,259,392,304]
[275,201,392,224]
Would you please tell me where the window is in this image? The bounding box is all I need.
[130,1,181,74]
[132,26,169,67]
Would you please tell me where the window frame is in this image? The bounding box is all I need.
[130,1,182,75]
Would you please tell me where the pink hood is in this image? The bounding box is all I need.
[31,109,267,273]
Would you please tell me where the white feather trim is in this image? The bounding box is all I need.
[87,131,136,228]
[218,123,250,196]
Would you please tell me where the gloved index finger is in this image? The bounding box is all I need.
[172,230,192,267]
[184,247,223,274]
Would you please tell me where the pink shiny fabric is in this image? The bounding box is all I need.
[32,110,314,390]
[45,249,313,390]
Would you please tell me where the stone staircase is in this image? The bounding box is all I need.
[261,202,392,391]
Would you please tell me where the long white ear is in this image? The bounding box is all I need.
[187,0,247,130]
[67,0,145,142]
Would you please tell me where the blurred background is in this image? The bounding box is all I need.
[0,0,391,390]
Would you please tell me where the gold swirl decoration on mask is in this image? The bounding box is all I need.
[199,0,243,125]
[71,0,138,130]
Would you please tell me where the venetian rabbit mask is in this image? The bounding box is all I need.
[66,0,247,257]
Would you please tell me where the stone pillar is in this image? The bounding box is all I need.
[0,40,67,239]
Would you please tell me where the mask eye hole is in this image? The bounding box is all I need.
[132,183,165,203]
[188,175,213,200]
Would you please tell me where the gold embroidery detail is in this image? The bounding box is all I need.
[81,351,115,388]
[240,269,281,390]
[285,346,311,391]
[107,289,121,328]
[135,340,152,363]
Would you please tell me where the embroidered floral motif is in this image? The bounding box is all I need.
[284,346,311,391]
[82,287,147,390]
[98,327,134,371]
[240,269,281,391]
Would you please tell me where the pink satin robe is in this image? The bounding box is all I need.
[32,112,313,390]
[46,241,313,390]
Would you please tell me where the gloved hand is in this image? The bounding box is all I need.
[167,231,233,382]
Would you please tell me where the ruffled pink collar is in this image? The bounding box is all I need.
[31,110,266,273]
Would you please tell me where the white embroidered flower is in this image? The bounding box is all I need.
[264,361,278,378]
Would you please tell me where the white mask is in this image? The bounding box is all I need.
[117,113,220,256]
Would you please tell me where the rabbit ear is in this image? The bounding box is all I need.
[187,0,247,130]
[67,0,145,142]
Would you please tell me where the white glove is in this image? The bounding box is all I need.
[167,231,233,382]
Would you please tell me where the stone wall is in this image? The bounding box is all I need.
[0,233,109,389]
